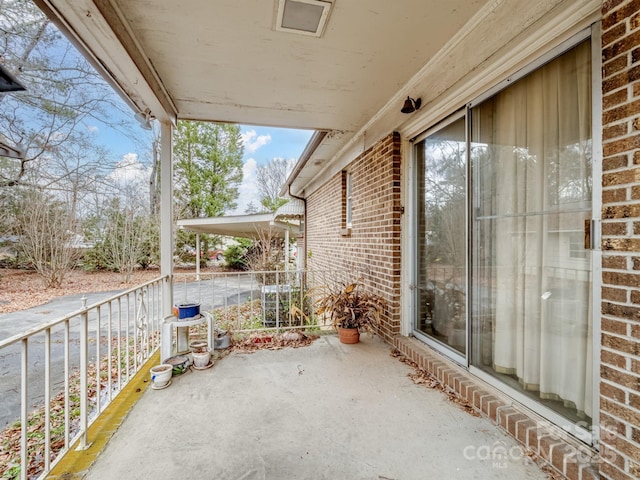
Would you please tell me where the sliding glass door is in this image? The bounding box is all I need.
[416,116,467,355]
[470,40,593,423]
[413,37,594,425]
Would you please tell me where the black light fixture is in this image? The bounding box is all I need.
[0,63,26,93]
[401,96,421,114]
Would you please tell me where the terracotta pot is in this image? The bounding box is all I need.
[337,327,360,344]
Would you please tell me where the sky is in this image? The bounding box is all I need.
[236,126,313,214]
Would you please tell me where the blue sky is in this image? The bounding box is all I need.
[236,125,313,214]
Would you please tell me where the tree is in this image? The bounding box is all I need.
[255,157,293,212]
[0,0,142,189]
[173,121,244,254]
[10,188,80,287]
[173,121,244,218]
[85,198,157,281]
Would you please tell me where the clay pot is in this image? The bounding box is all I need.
[337,327,360,344]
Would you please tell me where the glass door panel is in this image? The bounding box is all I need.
[416,117,467,355]
[470,40,593,424]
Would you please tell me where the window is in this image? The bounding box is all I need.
[415,116,467,355]
[342,170,352,231]
[569,231,588,259]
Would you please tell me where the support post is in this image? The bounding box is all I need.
[160,121,174,319]
[196,232,201,280]
[284,229,290,272]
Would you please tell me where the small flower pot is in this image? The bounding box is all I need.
[175,303,200,319]
[150,364,173,388]
[164,355,190,376]
[337,327,360,344]
[189,340,208,353]
[192,349,211,368]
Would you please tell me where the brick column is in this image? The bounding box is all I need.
[601,1,640,478]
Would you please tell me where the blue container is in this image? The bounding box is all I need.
[175,303,200,319]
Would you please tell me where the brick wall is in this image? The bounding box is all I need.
[306,132,402,343]
[601,1,640,478]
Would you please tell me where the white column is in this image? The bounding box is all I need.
[160,121,174,318]
[195,232,201,280]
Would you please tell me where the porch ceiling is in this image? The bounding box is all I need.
[35,0,490,193]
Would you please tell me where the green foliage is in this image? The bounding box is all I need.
[173,121,244,219]
[223,238,253,270]
[261,196,289,213]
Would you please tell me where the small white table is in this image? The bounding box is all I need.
[161,313,212,362]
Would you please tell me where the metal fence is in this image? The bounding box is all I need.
[173,269,333,334]
[0,276,167,480]
[172,268,371,335]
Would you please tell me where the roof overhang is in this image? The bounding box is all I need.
[177,213,300,240]
[33,1,600,199]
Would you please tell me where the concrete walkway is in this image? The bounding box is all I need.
[82,334,548,480]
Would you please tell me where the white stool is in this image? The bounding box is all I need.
[161,314,212,362]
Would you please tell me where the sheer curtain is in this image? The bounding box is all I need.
[473,41,593,418]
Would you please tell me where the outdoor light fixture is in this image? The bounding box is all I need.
[401,96,421,114]
[0,63,26,93]
[134,110,153,130]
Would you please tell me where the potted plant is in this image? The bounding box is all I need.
[315,279,385,344]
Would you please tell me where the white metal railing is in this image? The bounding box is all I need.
[0,275,167,480]
[173,269,358,335]
[174,269,315,334]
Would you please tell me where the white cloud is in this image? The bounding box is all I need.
[107,153,151,204]
[231,157,259,214]
[241,129,271,154]
[86,125,99,133]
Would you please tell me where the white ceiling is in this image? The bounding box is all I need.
[36,0,490,193]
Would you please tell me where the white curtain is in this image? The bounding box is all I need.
[475,41,593,418]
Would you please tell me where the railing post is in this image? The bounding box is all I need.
[20,338,28,480]
[78,295,89,450]
[44,328,51,472]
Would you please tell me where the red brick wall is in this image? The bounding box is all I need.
[601,1,640,478]
[306,132,402,343]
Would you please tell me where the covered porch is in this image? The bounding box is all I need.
[2,0,609,479]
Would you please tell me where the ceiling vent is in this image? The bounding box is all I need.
[275,0,333,37]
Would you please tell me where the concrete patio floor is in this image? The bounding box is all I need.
[82,334,549,480]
